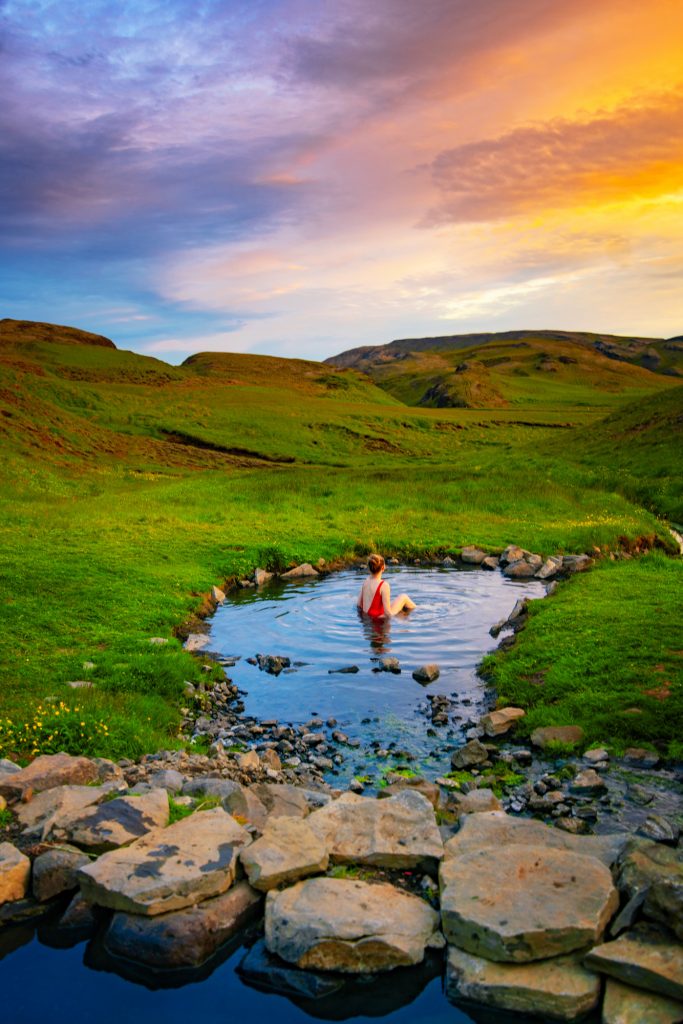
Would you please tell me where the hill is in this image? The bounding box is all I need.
[326,330,683,409]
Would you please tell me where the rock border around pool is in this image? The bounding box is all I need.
[1,752,682,1022]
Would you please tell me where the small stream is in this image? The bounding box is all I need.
[206,565,545,783]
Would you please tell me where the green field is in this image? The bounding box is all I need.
[1,320,682,762]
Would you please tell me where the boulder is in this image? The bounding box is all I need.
[254,568,274,586]
[211,585,226,603]
[256,654,290,675]
[446,788,502,817]
[481,556,499,570]
[147,769,185,793]
[443,811,626,867]
[584,925,683,1002]
[460,546,487,564]
[238,750,261,771]
[57,890,101,937]
[536,557,562,580]
[104,880,262,969]
[618,841,683,941]
[184,633,210,652]
[602,977,683,1024]
[412,664,440,684]
[265,877,440,972]
[563,554,594,574]
[504,560,538,578]
[623,748,660,769]
[251,783,310,820]
[0,753,100,803]
[261,749,282,772]
[240,817,329,891]
[280,563,318,579]
[446,947,601,1021]
[451,738,489,769]
[306,791,443,871]
[480,707,525,737]
[378,657,401,673]
[637,816,680,845]
[378,777,440,808]
[440,844,619,962]
[584,748,609,764]
[78,807,251,915]
[570,769,607,795]
[32,845,90,901]
[50,788,170,852]
[15,782,123,840]
[530,725,584,750]
[500,545,525,565]
[0,842,31,904]
[0,758,21,777]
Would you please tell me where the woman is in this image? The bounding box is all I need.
[357,553,416,618]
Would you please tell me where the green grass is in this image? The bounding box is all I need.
[484,554,683,759]
[1,323,681,761]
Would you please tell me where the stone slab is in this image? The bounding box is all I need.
[0,842,31,904]
[240,817,329,891]
[585,926,683,1002]
[0,753,100,803]
[16,782,124,840]
[602,978,683,1024]
[51,788,170,851]
[78,807,251,915]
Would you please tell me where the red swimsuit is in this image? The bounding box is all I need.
[366,580,386,618]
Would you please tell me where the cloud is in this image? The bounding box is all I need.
[426,89,683,223]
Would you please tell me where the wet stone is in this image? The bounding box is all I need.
[602,977,683,1024]
[585,924,683,1002]
[637,815,680,845]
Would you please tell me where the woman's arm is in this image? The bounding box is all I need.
[381,581,392,616]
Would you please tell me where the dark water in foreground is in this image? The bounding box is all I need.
[1,568,550,1024]
[207,566,545,781]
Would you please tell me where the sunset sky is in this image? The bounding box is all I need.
[2,0,682,362]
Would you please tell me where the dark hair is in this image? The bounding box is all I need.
[368,553,385,574]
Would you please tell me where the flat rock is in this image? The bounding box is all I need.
[412,664,440,684]
[78,807,251,915]
[50,788,170,852]
[240,817,329,891]
[104,880,262,968]
[446,946,601,1021]
[0,842,31,904]
[32,845,90,901]
[378,777,440,808]
[265,877,440,973]
[443,811,626,867]
[237,938,344,999]
[251,783,310,819]
[184,633,210,652]
[451,738,490,769]
[460,546,488,564]
[602,977,683,1024]
[0,753,100,803]
[307,790,443,870]
[16,782,123,840]
[530,725,584,749]
[480,707,525,737]
[440,843,619,962]
[585,925,683,1002]
[445,788,503,818]
[182,777,267,828]
[618,840,683,941]
[280,563,318,578]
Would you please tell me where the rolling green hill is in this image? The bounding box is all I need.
[1,318,681,762]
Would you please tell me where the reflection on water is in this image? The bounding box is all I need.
[356,606,393,654]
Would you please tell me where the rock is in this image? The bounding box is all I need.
[500,545,525,564]
[78,807,251,915]
[149,637,168,644]
[251,783,310,820]
[555,816,592,836]
[265,877,440,972]
[535,557,562,580]
[256,654,291,675]
[530,725,584,750]
[50,788,170,852]
[378,777,440,808]
[0,842,31,904]
[441,844,618,962]
[15,782,123,841]
[443,811,626,866]
[66,680,93,689]
[442,555,456,567]
[184,633,210,652]
[481,556,499,570]
[211,585,226,603]
[503,560,538,578]
[451,738,489,769]
[480,707,525,737]
[618,841,683,940]
[623,748,660,769]
[584,925,683,1002]
[445,788,502,817]
[378,656,401,673]
[58,890,100,936]
[147,769,185,793]
[280,563,318,579]
[602,977,683,1024]
[0,753,100,803]
[412,664,440,684]
[328,666,359,674]
[261,749,282,772]
[460,546,487,564]
[306,790,443,871]
[570,769,607,795]
[104,880,262,968]
[238,750,261,771]
[563,554,594,574]
[584,747,610,764]
[254,568,274,586]
[446,947,601,1021]
[637,816,680,845]
[240,817,329,891]
[32,845,89,901]
[183,778,268,829]
[237,938,344,999]
[0,759,21,776]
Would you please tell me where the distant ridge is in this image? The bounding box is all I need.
[0,318,116,349]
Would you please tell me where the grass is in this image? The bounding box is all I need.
[0,322,681,761]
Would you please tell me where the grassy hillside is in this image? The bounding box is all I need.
[1,320,681,762]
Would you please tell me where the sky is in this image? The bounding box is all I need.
[1,0,682,363]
